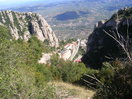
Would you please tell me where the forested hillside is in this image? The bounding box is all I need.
[0,25,94,99]
[0,5,132,99]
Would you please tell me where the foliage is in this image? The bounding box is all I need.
[112,7,132,19]
[0,65,55,99]
[35,64,53,82]
[60,62,87,82]
[80,60,125,90]
[50,55,88,83]
[59,38,77,49]
[82,7,132,68]
[0,25,11,41]
[96,62,115,84]
[0,25,92,98]
[93,62,132,99]
[0,27,57,99]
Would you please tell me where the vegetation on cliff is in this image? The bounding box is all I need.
[0,7,132,99]
[81,7,132,99]
[0,25,93,98]
[82,7,132,68]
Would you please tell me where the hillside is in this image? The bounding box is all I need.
[0,13,93,98]
[0,2,132,98]
[0,10,59,47]
[0,24,95,98]
[82,7,132,68]
[49,81,95,99]
[11,0,132,40]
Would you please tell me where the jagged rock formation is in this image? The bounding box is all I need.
[82,7,132,68]
[0,10,59,47]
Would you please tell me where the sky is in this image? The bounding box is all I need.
[0,0,34,9]
[0,0,65,9]
[0,0,41,4]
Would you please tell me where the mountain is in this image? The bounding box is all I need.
[10,0,132,40]
[82,7,132,68]
[0,10,59,47]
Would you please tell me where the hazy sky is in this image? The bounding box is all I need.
[0,0,65,9]
[0,0,39,4]
[0,0,68,5]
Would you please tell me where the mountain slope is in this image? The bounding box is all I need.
[0,10,59,47]
[82,7,132,68]
[11,0,132,40]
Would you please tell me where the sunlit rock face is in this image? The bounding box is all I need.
[0,10,59,47]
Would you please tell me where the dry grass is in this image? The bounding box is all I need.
[49,81,95,99]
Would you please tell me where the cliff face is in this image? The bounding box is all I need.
[0,10,59,47]
[82,7,132,68]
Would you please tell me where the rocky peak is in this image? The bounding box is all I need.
[82,7,132,68]
[0,10,59,47]
[95,20,106,28]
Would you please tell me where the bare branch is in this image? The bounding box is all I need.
[84,82,96,90]
[81,78,96,85]
[83,74,103,85]
[103,29,132,61]
[126,19,129,42]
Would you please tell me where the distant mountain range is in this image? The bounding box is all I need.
[5,0,132,40]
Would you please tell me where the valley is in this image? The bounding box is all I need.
[10,0,132,40]
[0,0,132,99]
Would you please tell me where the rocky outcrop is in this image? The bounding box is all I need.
[38,53,52,64]
[95,20,106,28]
[0,10,59,47]
[82,7,132,68]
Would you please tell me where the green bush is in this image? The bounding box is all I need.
[50,57,88,83]
[0,65,56,99]
[80,60,125,90]
[93,62,132,99]
[0,33,57,99]
[0,25,11,41]
[35,64,53,82]
[60,62,86,82]
[0,27,89,98]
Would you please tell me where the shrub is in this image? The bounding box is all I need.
[80,61,125,90]
[93,62,132,99]
[50,45,88,83]
[0,65,56,99]
[61,62,87,82]
[0,35,57,99]
[50,57,88,83]
[35,64,53,82]
[0,25,11,41]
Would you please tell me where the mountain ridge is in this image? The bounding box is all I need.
[0,10,59,47]
[82,7,132,68]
